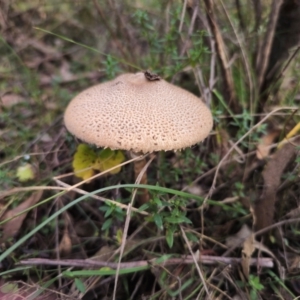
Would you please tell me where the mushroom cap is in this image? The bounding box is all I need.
[64,72,213,153]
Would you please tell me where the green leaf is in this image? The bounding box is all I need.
[94,148,125,174]
[153,197,162,207]
[72,144,125,180]
[102,218,112,231]
[0,283,18,294]
[166,228,174,248]
[186,232,199,243]
[74,278,86,293]
[138,203,149,211]
[104,205,114,218]
[165,215,192,224]
[154,213,163,230]
[72,144,97,180]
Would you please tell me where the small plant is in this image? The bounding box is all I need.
[141,192,192,248]
[99,201,125,233]
[248,275,264,300]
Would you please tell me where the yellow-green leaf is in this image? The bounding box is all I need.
[94,148,125,174]
[72,144,96,180]
[72,144,125,180]
[16,163,35,182]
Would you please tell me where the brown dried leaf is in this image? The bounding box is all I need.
[254,137,300,231]
[0,191,43,243]
[58,228,72,256]
[241,232,255,279]
[93,245,116,262]
[226,224,252,248]
[0,94,25,108]
[0,279,58,300]
[256,129,280,159]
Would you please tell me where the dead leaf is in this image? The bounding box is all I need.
[58,228,72,256]
[0,279,58,300]
[0,94,25,108]
[215,128,230,158]
[92,245,116,262]
[74,221,96,237]
[226,224,252,248]
[184,184,205,197]
[254,136,300,231]
[289,255,300,270]
[241,232,255,279]
[0,191,43,243]
[256,129,280,159]
[226,225,258,278]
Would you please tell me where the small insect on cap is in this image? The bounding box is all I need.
[64,72,213,153]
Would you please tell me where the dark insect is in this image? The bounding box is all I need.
[144,70,161,81]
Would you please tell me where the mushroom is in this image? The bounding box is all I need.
[64,72,213,203]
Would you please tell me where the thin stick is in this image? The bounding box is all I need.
[180,227,211,297]
[203,0,236,107]
[256,0,283,89]
[219,0,254,110]
[18,256,274,269]
[255,218,300,237]
[179,0,188,33]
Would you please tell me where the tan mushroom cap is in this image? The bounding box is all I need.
[64,72,213,153]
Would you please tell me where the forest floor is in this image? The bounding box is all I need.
[0,1,300,299]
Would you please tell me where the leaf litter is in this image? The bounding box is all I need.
[0,191,43,244]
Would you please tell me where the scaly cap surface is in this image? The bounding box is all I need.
[64,72,213,153]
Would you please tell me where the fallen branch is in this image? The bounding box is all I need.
[19,255,274,269]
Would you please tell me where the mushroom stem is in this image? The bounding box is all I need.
[131,152,154,205]
[134,158,149,204]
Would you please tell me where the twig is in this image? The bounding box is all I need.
[274,46,300,84]
[234,0,245,31]
[54,155,149,216]
[252,0,262,32]
[255,218,300,237]
[179,0,188,33]
[219,0,254,111]
[203,0,236,110]
[18,255,274,269]
[256,0,283,89]
[180,228,211,297]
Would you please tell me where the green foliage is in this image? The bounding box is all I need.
[249,275,264,300]
[103,54,120,79]
[72,144,125,180]
[132,7,209,77]
[74,278,86,293]
[143,192,192,248]
[99,201,125,232]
